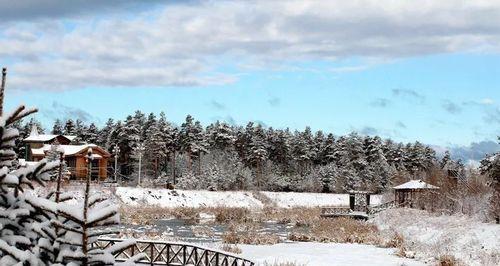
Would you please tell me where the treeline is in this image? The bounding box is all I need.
[16,111,465,193]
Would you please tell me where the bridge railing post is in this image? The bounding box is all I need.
[183,245,187,264]
[150,243,154,266]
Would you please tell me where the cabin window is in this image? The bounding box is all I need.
[66,157,76,168]
[91,159,100,180]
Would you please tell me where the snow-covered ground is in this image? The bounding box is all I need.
[372,208,500,266]
[115,186,382,208]
[237,242,424,266]
[263,191,382,208]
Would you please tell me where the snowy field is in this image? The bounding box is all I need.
[237,242,424,266]
[372,208,500,266]
[115,187,382,208]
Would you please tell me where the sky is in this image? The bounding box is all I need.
[0,0,499,161]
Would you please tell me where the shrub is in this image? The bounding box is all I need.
[439,255,460,266]
[213,207,251,223]
[220,244,242,254]
[288,217,380,244]
[222,222,281,245]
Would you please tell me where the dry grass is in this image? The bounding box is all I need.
[120,205,381,246]
[439,255,461,266]
[120,205,323,226]
[222,222,281,245]
[170,207,201,224]
[120,205,173,225]
[213,207,251,223]
[382,232,405,249]
[288,217,380,245]
[263,262,306,266]
[220,244,242,254]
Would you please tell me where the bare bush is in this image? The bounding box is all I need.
[220,244,242,254]
[439,255,461,266]
[222,222,281,245]
[213,207,251,223]
[416,168,492,221]
[288,217,380,245]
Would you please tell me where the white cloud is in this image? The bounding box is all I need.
[480,98,495,105]
[1,0,500,90]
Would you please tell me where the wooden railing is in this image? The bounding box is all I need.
[367,200,397,215]
[94,238,255,266]
[320,206,352,216]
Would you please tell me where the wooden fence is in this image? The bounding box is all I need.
[94,238,255,266]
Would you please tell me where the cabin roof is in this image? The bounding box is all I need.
[24,134,76,142]
[393,180,439,190]
[31,144,110,157]
[394,180,439,190]
[24,124,76,142]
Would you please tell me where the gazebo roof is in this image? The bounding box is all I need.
[393,180,439,190]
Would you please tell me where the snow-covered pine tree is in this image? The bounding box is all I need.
[266,128,292,173]
[248,124,268,188]
[0,105,61,265]
[179,115,208,174]
[141,113,156,142]
[64,119,76,136]
[206,120,235,151]
[322,133,337,164]
[99,119,116,148]
[117,115,140,175]
[144,115,163,178]
[133,111,146,139]
[73,119,88,144]
[45,140,70,181]
[193,121,209,175]
[441,151,452,169]
[56,148,142,265]
[86,123,99,144]
[333,136,348,168]
[291,127,315,174]
[312,130,326,165]
[157,113,179,182]
[364,136,393,191]
[52,119,64,135]
[480,137,500,223]
[234,123,253,166]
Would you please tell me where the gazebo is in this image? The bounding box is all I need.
[394,180,439,207]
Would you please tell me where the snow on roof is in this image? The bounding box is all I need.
[24,124,76,142]
[31,144,107,157]
[393,180,439,190]
[24,134,76,142]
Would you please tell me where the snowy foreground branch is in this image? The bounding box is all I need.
[0,105,143,265]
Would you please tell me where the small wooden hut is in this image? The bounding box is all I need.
[348,190,372,212]
[394,180,439,207]
[321,190,373,220]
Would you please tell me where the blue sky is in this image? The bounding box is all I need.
[1,0,499,157]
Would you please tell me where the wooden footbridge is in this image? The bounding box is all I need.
[320,191,396,220]
[95,238,255,266]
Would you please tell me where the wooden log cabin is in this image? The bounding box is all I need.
[24,125,111,180]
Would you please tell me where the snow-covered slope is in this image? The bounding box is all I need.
[371,208,500,266]
[116,187,264,208]
[115,187,382,208]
